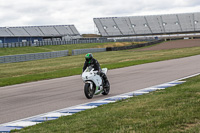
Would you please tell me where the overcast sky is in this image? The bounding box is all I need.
[0,0,200,34]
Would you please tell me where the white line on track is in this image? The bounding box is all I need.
[0,72,199,132]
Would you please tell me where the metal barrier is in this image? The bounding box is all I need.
[0,39,161,63]
[0,50,69,63]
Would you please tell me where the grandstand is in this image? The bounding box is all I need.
[0,25,81,43]
[94,12,200,37]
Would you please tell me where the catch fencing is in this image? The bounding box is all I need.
[0,38,155,48]
[0,39,112,48]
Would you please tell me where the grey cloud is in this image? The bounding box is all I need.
[0,0,200,33]
[185,0,200,6]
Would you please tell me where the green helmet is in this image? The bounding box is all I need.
[85,53,93,63]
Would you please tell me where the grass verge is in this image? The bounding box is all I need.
[0,46,200,87]
[0,42,143,56]
[12,74,200,133]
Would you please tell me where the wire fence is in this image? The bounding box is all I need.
[0,38,155,48]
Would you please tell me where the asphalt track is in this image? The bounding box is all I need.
[0,55,200,124]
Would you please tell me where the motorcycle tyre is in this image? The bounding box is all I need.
[84,83,95,99]
[102,80,110,95]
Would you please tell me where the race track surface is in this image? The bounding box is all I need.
[136,39,200,51]
[0,55,200,124]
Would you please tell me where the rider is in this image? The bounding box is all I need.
[82,53,109,87]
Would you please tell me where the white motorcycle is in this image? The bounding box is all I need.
[82,66,110,99]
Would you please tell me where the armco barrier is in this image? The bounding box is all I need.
[72,48,106,56]
[0,50,69,64]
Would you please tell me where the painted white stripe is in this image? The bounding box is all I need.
[154,88,166,90]
[169,81,186,84]
[132,91,149,94]
[154,83,177,88]
[140,87,159,91]
[5,121,40,127]
[113,95,133,98]
[90,100,115,103]
[1,72,199,133]
[174,72,200,81]
[42,113,72,118]
[69,105,97,110]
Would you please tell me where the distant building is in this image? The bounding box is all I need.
[94,12,200,37]
[0,25,81,43]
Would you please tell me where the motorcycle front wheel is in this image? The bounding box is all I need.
[84,83,95,99]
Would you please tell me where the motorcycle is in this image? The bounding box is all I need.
[82,66,110,99]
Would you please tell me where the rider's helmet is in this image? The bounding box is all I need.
[85,53,93,63]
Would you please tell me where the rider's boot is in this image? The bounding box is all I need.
[103,75,109,88]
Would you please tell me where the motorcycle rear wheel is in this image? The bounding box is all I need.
[84,83,95,99]
[102,80,110,95]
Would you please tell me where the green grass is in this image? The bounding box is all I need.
[12,74,200,133]
[0,42,140,56]
[0,42,105,56]
[0,46,200,87]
